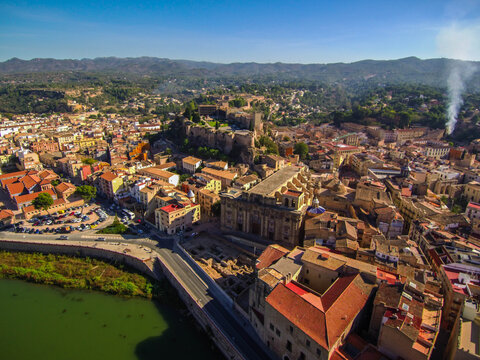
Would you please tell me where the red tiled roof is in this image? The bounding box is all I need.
[266,283,328,349]
[0,209,14,220]
[0,170,31,180]
[468,202,480,211]
[55,182,75,192]
[14,189,56,205]
[160,204,183,213]
[266,274,370,350]
[284,189,302,197]
[20,175,39,190]
[401,188,412,197]
[256,245,289,270]
[6,182,25,195]
[100,172,118,182]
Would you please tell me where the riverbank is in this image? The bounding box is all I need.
[0,250,158,298]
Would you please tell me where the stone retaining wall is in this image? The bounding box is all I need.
[0,240,158,279]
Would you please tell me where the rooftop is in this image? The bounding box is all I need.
[249,165,303,197]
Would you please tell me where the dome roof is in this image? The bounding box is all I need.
[307,206,326,215]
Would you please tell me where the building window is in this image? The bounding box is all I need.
[304,278,310,285]
[316,348,321,356]
[276,329,281,337]
[270,323,274,331]
[286,340,292,352]
[306,339,310,347]
[299,352,306,360]
[289,325,293,334]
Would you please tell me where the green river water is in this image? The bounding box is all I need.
[0,279,223,360]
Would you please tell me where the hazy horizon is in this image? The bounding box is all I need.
[1,1,479,63]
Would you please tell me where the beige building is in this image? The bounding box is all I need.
[154,201,200,234]
[182,156,202,173]
[201,167,237,189]
[221,166,314,247]
[464,182,480,203]
[424,145,450,159]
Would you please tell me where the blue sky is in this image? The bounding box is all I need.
[1,0,479,63]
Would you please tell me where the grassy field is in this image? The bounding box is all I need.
[207,120,228,128]
[0,251,156,298]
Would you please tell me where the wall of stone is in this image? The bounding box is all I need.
[0,240,158,280]
[184,121,255,163]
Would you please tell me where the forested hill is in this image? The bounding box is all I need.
[1,56,479,89]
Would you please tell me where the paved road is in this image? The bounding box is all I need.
[0,231,275,360]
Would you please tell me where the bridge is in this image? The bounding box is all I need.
[0,231,275,360]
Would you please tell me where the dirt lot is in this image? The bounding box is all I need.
[183,235,256,299]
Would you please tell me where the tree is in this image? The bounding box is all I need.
[75,185,97,203]
[294,142,309,160]
[82,158,96,165]
[32,192,54,211]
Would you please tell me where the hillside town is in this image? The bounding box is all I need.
[1,90,480,360]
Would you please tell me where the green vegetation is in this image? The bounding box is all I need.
[0,251,155,297]
[82,158,96,165]
[228,97,247,108]
[207,120,227,128]
[74,185,97,203]
[257,136,279,155]
[294,142,309,160]
[32,192,54,211]
[97,216,128,234]
[0,87,70,114]
[179,174,191,182]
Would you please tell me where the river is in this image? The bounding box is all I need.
[0,279,223,360]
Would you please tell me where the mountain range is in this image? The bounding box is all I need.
[0,56,479,88]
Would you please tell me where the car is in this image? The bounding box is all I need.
[190,232,199,237]
[59,235,68,240]
[34,229,40,234]
[39,230,44,234]
[97,237,105,241]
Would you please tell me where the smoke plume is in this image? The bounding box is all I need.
[437,23,479,134]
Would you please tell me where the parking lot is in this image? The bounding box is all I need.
[8,202,110,235]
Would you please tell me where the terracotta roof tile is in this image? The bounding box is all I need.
[6,182,25,195]
[100,172,118,182]
[256,244,289,270]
